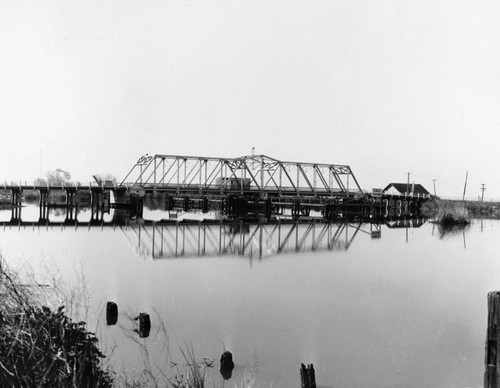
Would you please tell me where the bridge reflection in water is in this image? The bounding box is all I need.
[122,218,425,260]
[0,204,427,260]
[124,221,364,259]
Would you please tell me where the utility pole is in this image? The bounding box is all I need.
[40,149,43,180]
[432,179,437,197]
[462,171,468,201]
[406,172,411,195]
[481,183,486,202]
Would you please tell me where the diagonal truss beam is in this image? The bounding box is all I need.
[120,153,363,196]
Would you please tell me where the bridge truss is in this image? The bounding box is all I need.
[120,154,362,198]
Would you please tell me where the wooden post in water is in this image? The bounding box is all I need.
[300,363,316,388]
[485,291,500,388]
[106,302,118,326]
[135,313,151,338]
[220,351,234,380]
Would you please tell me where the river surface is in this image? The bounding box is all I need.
[1,204,498,388]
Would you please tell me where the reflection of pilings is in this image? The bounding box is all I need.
[123,221,368,260]
[385,217,427,229]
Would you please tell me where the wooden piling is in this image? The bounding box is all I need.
[106,302,118,326]
[136,313,151,338]
[485,291,500,388]
[300,363,316,388]
[220,351,234,380]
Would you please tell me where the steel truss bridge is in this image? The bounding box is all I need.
[0,154,427,223]
[120,154,362,198]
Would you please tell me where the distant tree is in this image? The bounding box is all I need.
[45,169,72,186]
[34,177,47,186]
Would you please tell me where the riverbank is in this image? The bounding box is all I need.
[0,259,242,388]
[0,259,113,387]
[420,198,500,219]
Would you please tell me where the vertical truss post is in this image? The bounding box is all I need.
[153,159,157,186]
[240,161,244,195]
[260,156,264,198]
[177,158,181,186]
[279,166,283,197]
[204,159,208,189]
[162,158,165,187]
[183,159,187,185]
[220,160,224,194]
[296,165,300,197]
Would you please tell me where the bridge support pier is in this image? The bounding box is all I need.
[202,197,209,213]
[39,190,49,223]
[10,189,22,223]
[89,190,111,222]
[64,191,78,225]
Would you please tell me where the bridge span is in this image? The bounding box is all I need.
[117,153,428,219]
[0,154,431,221]
[120,153,363,198]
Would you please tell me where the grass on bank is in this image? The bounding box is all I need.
[0,258,112,387]
[420,198,473,237]
[435,202,470,227]
[421,199,472,224]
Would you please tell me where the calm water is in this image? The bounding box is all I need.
[1,204,499,388]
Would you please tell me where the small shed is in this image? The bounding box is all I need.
[382,183,431,197]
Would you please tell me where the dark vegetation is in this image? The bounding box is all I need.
[0,261,112,387]
[421,198,500,220]
[0,259,244,388]
[419,198,500,237]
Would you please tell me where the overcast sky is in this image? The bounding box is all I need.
[1,1,499,199]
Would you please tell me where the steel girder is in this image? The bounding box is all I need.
[120,154,362,196]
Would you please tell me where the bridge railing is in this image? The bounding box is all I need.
[1,180,118,190]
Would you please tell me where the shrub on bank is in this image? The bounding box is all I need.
[0,264,112,387]
[438,211,470,227]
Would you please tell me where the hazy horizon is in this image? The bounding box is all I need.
[1,1,499,200]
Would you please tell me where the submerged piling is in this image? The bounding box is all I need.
[135,313,151,338]
[220,351,234,380]
[106,302,118,326]
[485,291,500,388]
[300,363,316,388]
